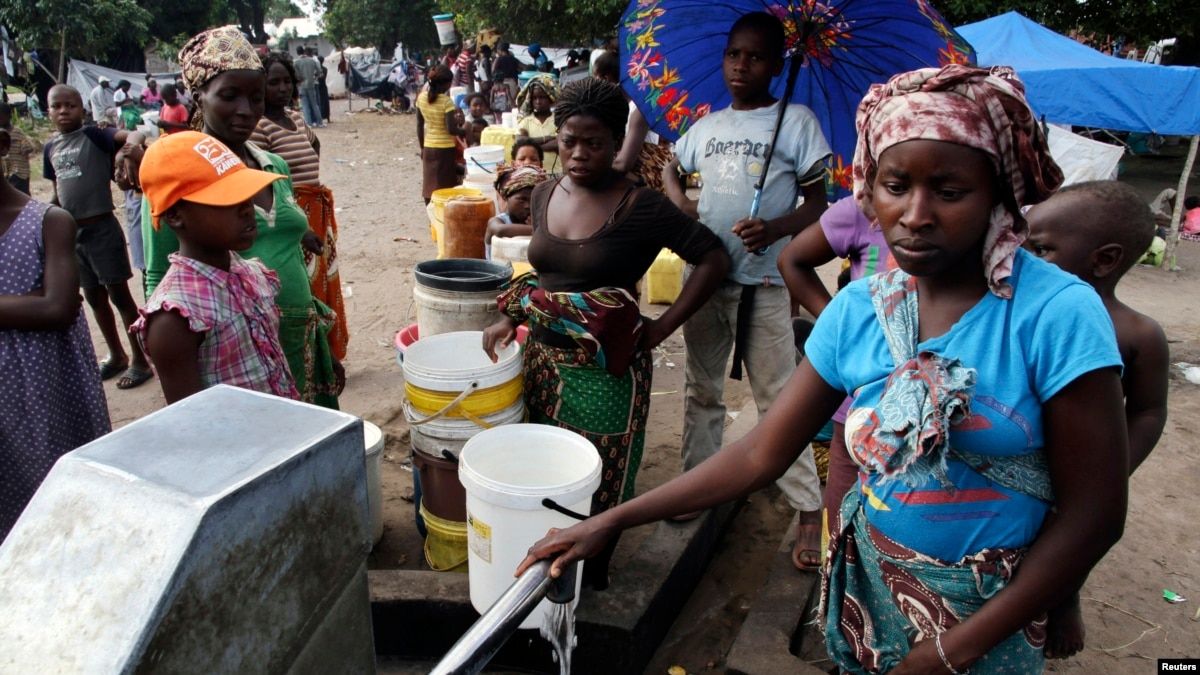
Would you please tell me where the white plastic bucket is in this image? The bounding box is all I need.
[490,236,530,265]
[458,424,601,629]
[462,174,498,211]
[363,421,385,545]
[501,111,517,129]
[464,145,504,176]
[408,398,526,460]
[433,14,457,46]
[413,285,502,338]
[402,331,521,392]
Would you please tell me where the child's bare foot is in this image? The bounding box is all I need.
[1045,592,1085,659]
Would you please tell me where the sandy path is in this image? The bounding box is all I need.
[34,100,1200,672]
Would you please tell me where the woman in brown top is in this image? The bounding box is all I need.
[483,78,730,589]
[251,51,349,360]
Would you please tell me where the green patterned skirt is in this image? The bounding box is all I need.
[522,339,652,514]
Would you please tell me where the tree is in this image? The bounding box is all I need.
[0,0,152,79]
[321,0,441,57]
[225,0,270,43]
[266,0,305,25]
[137,0,224,47]
[934,0,1197,48]
[437,0,625,45]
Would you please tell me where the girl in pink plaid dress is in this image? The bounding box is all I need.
[131,132,299,404]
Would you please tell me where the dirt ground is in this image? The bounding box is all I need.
[40,99,1200,673]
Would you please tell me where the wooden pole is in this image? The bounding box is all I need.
[1162,134,1198,270]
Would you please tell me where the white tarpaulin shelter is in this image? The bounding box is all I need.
[67,59,179,115]
[1045,124,1125,186]
[508,44,574,70]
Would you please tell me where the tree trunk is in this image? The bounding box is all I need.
[1162,134,1198,270]
[57,27,66,83]
[251,0,267,44]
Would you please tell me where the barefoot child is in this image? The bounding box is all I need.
[0,129,111,541]
[485,166,544,259]
[663,11,829,561]
[1024,179,1169,659]
[130,131,299,405]
[43,84,153,390]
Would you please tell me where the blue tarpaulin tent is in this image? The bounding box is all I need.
[957,11,1200,135]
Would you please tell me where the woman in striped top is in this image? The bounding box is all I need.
[250,51,349,360]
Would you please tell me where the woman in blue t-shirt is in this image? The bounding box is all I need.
[516,65,1129,675]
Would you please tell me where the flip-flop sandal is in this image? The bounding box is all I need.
[116,366,154,390]
[98,359,126,381]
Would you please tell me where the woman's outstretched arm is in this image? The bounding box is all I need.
[516,359,844,579]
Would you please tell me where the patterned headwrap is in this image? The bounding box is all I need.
[852,65,1063,298]
[515,74,560,116]
[497,165,547,198]
[178,26,264,94]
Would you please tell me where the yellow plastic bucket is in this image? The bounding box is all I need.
[421,501,468,573]
[405,377,523,418]
[429,187,482,257]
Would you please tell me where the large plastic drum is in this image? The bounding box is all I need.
[443,195,494,260]
[429,188,482,256]
[458,424,601,629]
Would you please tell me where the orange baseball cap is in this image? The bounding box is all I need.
[140,131,283,229]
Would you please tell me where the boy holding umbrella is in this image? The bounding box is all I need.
[663,11,829,569]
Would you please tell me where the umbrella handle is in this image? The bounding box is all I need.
[750,190,768,256]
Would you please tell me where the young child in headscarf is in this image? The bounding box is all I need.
[484,165,545,259]
[514,65,1130,675]
[515,74,561,173]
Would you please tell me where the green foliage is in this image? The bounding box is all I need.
[0,0,152,59]
[137,0,222,45]
[267,0,305,24]
[933,0,1196,46]
[321,0,442,56]
[437,0,625,45]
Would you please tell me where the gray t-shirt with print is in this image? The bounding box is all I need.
[676,102,830,285]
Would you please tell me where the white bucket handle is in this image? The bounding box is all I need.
[541,498,589,521]
[469,157,497,174]
[403,386,498,431]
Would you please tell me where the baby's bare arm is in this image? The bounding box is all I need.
[1121,311,1169,473]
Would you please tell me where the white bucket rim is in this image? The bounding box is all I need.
[458,424,601,510]
[403,331,521,391]
[464,145,505,157]
[363,420,384,458]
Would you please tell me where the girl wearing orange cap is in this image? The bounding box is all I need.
[131,132,298,404]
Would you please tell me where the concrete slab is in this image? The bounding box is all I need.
[370,400,762,673]
[724,512,831,675]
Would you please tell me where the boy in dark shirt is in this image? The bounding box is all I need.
[1024,179,1170,659]
[43,85,152,389]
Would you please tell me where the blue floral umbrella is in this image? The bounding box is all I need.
[620,0,975,201]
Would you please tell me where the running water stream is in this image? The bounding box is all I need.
[539,599,577,675]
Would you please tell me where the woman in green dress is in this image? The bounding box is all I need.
[141,26,343,407]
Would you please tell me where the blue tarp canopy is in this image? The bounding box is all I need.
[958,11,1200,135]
